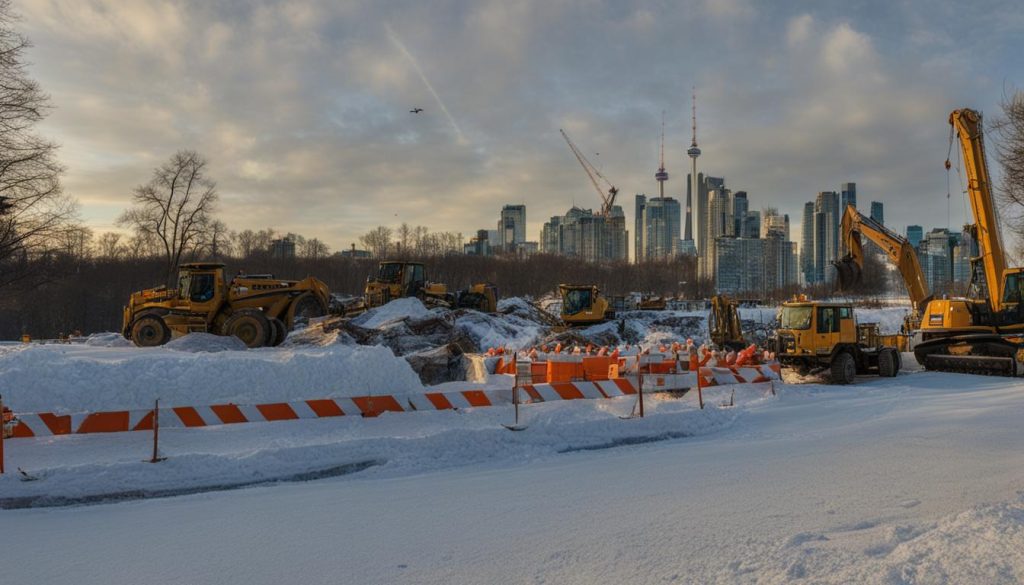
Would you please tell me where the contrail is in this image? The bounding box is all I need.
[385,23,467,145]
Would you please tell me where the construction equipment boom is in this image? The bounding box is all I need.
[913,108,1024,375]
[834,204,930,328]
[559,129,619,216]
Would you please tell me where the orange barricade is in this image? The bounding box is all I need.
[530,362,548,383]
[581,356,612,381]
[547,360,584,383]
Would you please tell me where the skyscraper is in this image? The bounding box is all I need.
[870,201,884,225]
[498,204,526,253]
[733,191,748,236]
[801,202,815,284]
[638,196,681,261]
[841,182,857,212]
[634,194,647,263]
[906,225,923,248]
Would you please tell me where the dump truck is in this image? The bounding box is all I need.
[363,261,497,312]
[123,263,329,348]
[772,296,901,384]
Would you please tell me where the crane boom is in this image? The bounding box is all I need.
[835,204,930,314]
[559,129,619,216]
[949,109,1007,310]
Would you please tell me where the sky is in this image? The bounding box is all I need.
[16,0,1024,253]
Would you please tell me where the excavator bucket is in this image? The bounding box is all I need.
[833,256,862,291]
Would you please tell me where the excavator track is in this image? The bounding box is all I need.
[914,334,1021,377]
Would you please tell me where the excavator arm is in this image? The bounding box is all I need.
[950,109,1008,310]
[835,204,930,314]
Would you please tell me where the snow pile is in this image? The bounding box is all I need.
[83,332,133,348]
[352,297,435,329]
[0,342,424,412]
[454,310,544,350]
[165,333,247,352]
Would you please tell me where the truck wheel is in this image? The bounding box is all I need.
[290,293,326,327]
[269,317,287,346]
[830,352,856,385]
[878,348,899,377]
[222,310,271,348]
[131,315,170,347]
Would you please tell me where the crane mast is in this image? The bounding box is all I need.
[559,128,619,216]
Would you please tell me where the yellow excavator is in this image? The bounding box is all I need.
[909,108,1024,375]
[559,284,613,326]
[123,263,329,348]
[834,204,931,332]
[363,261,497,313]
[709,295,745,350]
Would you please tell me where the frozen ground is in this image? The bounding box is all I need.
[3,364,1024,584]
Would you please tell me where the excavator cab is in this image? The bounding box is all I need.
[559,284,613,326]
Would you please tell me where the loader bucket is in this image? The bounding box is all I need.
[833,256,862,291]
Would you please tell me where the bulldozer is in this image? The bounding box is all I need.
[122,263,329,348]
[559,284,614,326]
[363,261,497,313]
[709,295,745,351]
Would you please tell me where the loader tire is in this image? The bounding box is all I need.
[222,310,271,348]
[269,317,287,347]
[290,293,326,327]
[878,348,899,377]
[830,351,856,385]
[131,315,170,347]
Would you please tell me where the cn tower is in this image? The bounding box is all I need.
[686,88,700,243]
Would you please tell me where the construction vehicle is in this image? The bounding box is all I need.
[709,295,745,351]
[773,295,901,384]
[909,108,1024,375]
[834,204,930,332]
[123,263,330,348]
[559,284,614,326]
[363,261,497,312]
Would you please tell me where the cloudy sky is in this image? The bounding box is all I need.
[17,0,1024,252]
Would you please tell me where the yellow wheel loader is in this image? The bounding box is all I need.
[123,263,330,348]
[772,296,901,384]
[364,261,498,312]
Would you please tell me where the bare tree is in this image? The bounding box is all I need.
[96,232,122,259]
[300,237,330,260]
[0,0,79,288]
[118,150,218,282]
[360,226,392,258]
[197,219,232,259]
[993,90,1024,257]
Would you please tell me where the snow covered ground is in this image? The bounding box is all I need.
[4,364,1024,584]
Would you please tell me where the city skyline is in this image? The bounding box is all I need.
[15,1,1023,251]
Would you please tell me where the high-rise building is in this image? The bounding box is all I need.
[634,194,646,262]
[700,184,733,279]
[714,237,764,294]
[920,228,952,293]
[637,195,681,261]
[540,205,628,263]
[763,208,789,241]
[906,225,924,248]
[841,182,857,212]
[733,191,749,236]
[870,201,884,225]
[742,210,761,239]
[498,204,526,253]
[801,202,816,284]
[270,235,297,259]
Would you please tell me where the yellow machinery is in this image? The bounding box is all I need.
[911,109,1024,375]
[772,296,901,384]
[123,263,330,348]
[363,261,497,313]
[709,295,745,350]
[834,204,930,331]
[559,284,613,326]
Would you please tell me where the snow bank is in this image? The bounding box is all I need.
[165,332,247,352]
[0,342,424,412]
[352,298,434,329]
[83,332,133,348]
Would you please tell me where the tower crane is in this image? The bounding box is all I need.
[559,129,619,216]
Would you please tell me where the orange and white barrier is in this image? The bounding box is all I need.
[4,363,780,440]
